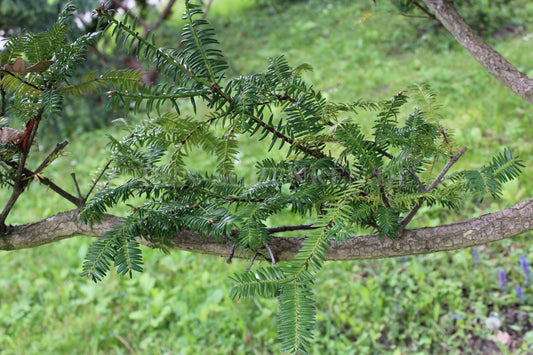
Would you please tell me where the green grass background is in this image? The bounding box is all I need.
[2,0,533,353]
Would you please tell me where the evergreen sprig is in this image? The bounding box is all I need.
[81,4,524,346]
[1,3,524,353]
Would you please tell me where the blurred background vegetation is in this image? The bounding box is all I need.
[1,0,533,353]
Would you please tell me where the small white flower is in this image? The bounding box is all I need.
[523,33,533,41]
[485,312,501,331]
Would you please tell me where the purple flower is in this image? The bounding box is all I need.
[471,248,480,265]
[394,305,402,314]
[498,269,507,292]
[515,285,524,303]
[519,255,531,287]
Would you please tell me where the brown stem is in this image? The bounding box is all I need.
[71,173,83,200]
[34,141,68,175]
[201,0,214,19]
[34,174,82,207]
[0,85,5,117]
[83,160,113,204]
[226,241,237,264]
[0,70,41,91]
[246,253,259,272]
[411,0,437,20]
[264,243,277,267]
[400,147,468,227]
[407,166,426,191]
[267,224,319,234]
[153,0,177,30]
[373,167,390,207]
[15,117,40,182]
[0,115,41,228]
[249,115,354,182]
[4,160,82,207]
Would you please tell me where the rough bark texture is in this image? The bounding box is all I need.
[422,0,533,104]
[1,198,532,261]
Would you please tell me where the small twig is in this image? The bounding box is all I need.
[1,85,5,117]
[373,167,390,207]
[395,13,436,19]
[112,0,150,32]
[71,173,83,200]
[15,117,40,183]
[114,334,135,355]
[377,148,394,159]
[0,70,41,91]
[411,0,437,20]
[266,224,319,234]
[0,114,41,228]
[407,166,426,191]
[441,128,450,144]
[83,160,113,203]
[226,241,237,264]
[246,253,259,272]
[34,174,82,207]
[181,114,226,145]
[427,147,468,191]
[154,0,177,28]
[400,147,468,227]
[249,115,354,182]
[263,243,277,267]
[0,161,10,172]
[4,159,83,207]
[201,0,214,19]
[34,140,68,175]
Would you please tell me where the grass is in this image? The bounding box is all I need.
[2,0,533,353]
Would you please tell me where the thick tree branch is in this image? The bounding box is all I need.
[1,199,532,262]
[421,0,533,104]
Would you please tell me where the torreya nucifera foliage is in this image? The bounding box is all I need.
[0,2,524,353]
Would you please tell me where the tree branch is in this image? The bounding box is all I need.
[411,0,437,20]
[0,115,41,228]
[4,160,83,207]
[83,159,112,204]
[421,0,533,104]
[401,146,467,227]
[1,198,532,262]
[34,140,68,175]
[153,0,177,30]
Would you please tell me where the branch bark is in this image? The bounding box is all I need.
[421,0,533,104]
[1,198,532,261]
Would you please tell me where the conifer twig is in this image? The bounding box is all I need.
[407,166,426,191]
[267,224,319,234]
[373,167,390,207]
[0,70,40,90]
[34,141,68,175]
[411,0,437,20]
[246,253,259,272]
[264,243,277,267]
[400,147,468,227]
[71,173,83,200]
[226,241,237,264]
[0,113,41,228]
[83,160,113,204]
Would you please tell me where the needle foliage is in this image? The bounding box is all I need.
[0,2,524,353]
